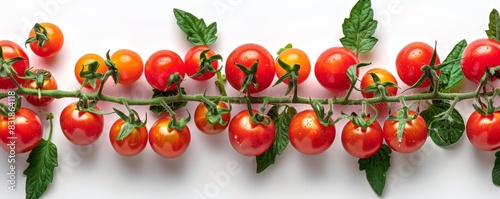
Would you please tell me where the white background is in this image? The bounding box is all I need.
[1,0,500,198]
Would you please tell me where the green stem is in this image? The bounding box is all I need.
[47,115,53,142]
[215,71,227,96]
[96,71,113,97]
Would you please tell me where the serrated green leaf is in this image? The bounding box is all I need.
[420,102,464,146]
[340,0,378,56]
[486,9,500,41]
[256,105,297,173]
[23,139,58,199]
[438,40,467,92]
[173,8,218,46]
[493,151,500,185]
[358,144,391,196]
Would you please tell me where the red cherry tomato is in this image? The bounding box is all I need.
[149,117,191,158]
[314,47,359,92]
[194,102,231,135]
[461,38,500,84]
[395,42,441,87]
[185,46,219,81]
[109,118,148,156]
[0,108,42,154]
[341,118,383,158]
[275,47,311,84]
[74,53,108,89]
[225,43,276,93]
[383,110,428,153]
[110,49,144,84]
[360,68,398,111]
[144,50,185,91]
[228,110,275,156]
[23,70,58,107]
[0,40,30,89]
[28,22,64,58]
[466,110,500,151]
[288,110,335,155]
[60,102,105,146]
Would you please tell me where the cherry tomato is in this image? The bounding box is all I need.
[461,38,500,84]
[466,110,500,151]
[28,22,64,58]
[74,53,108,89]
[185,46,219,81]
[288,110,335,155]
[60,102,104,146]
[314,47,359,92]
[110,49,144,84]
[0,40,30,89]
[341,118,383,158]
[228,110,275,156]
[23,70,58,107]
[360,68,398,111]
[383,110,428,153]
[395,42,441,87]
[149,117,191,158]
[109,118,148,156]
[225,43,276,93]
[275,47,311,84]
[194,102,231,135]
[144,50,185,91]
[0,108,42,154]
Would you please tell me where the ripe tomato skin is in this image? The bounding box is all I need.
[185,46,219,81]
[194,102,231,135]
[225,43,276,93]
[466,111,500,151]
[60,102,105,146]
[288,110,335,155]
[396,42,441,87]
[144,50,185,91]
[74,53,108,89]
[341,118,383,159]
[228,110,275,156]
[383,110,428,153]
[461,38,500,84]
[111,49,144,84]
[28,22,64,58]
[23,70,58,107]
[149,117,191,158]
[0,108,42,154]
[109,118,148,156]
[0,40,30,89]
[275,48,311,84]
[314,47,359,92]
[360,68,398,111]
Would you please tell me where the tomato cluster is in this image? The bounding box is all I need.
[1,22,500,160]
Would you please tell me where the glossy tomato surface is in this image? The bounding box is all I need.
[383,110,428,153]
[74,53,108,89]
[23,70,58,107]
[144,50,185,91]
[111,49,144,84]
[466,111,500,151]
[314,47,359,93]
[0,40,30,89]
[149,117,191,158]
[28,22,64,57]
[461,38,500,84]
[0,108,42,154]
[395,42,440,87]
[275,47,311,84]
[194,102,231,135]
[109,118,148,156]
[228,110,275,156]
[60,102,105,146]
[341,118,383,158]
[185,45,219,81]
[288,110,336,155]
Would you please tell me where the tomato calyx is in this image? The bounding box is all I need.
[160,101,191,130]
[386,100,419,142]
[25,23,50,48]
[112,102,147,141]
[200,95,231,126]
[310,99,335,126]
[273,58,300,97]
[342,62,371,101]
[104,50,121,85]
[276,43,293,55]
[79,60,105,89]
[76,97,112,116]
[0,46,25,81]
[473,89,500,115]
[235,60,259,93]
[190,49,223,79]
[362,72,399,99]
[339,102,378,129]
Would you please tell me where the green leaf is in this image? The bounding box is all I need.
[340,0,378,56]
[493,151,500,186]
[256,105,297,173]
[173,8,218,46]
[486,9,500,41]
[359,144,391,196]
[420,102,464,146]
[149,88,187,115]
[23,139,58,199]
[438,40,467,92]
